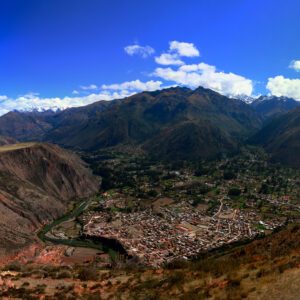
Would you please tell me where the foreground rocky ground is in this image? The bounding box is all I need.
[0,224,299,299]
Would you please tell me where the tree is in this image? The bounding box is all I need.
[148,190,158,197]
[224,170,236,180]
[228,188,241,196]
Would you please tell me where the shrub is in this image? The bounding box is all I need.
[90,283,102,290]
[228,278,241,287]
[166,271,186,287]
[30,269,47,278]
[278,262,293,274]
[35,284,47,294]
[224,171,236,180]
[57,270,73,279]
[21,282,30,287]
[78,267,99,281]
[5,260,22,271]
[164,258,190,269]
[228,188,241,197]
[193,257,239,277]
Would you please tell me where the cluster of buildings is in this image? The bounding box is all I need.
[75,153,300,267]
[81,197,286,267]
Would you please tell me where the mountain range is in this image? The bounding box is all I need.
[0,86,299,165]
[0,99,116,141]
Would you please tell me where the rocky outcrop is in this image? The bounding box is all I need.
[0,143,99,255]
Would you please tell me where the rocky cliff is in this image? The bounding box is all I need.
[0,142,99,255]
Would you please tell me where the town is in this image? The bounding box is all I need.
[51,146,300,267]
[80,192,287,267]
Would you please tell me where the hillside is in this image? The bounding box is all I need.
[0,111,54,141]
[143,120,236,161]
[250,106,300,167]
[251,96,300,121]
[44,87,261,159]
[0,142,99,256]
[0,136,18,146]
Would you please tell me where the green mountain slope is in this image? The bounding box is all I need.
[44,87,261,155]
[250,106,300,167]
[143,120,236,161]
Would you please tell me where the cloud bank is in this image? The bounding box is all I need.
[0,91,133,116]
[102,80,162,91]
[0,80,164,116]
[152,41,253,97]
[266,75,300,100]
[155,53,184,66]
[153,63,253,97]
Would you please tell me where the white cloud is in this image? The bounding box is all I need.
[0,90,134,116]
[80,84,98,90]
[289,60,300,72]
[169,41,200,57]
[0,79,165,116]
[155,53,184,66]
[153,63,253,97]
[124,44,155,58]
[266,75,300,100]
[179,63,216,73]
[102,79,163,91]
[155,41,200,66]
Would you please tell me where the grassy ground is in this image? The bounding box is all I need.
[0,142,37,152]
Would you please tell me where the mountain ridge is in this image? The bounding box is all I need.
[43,86,262,156]
[0,86,299,164]
[0,99,118,141]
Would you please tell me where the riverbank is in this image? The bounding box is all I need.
[37,198,122,261]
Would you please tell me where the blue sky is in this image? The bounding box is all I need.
[0,0,300,114]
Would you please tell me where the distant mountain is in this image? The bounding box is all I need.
[13,108,61,114]
[250,106,300,168]
[43,87,261,160]
[234,95,256,104]
[250,96,300,121]
[0,86,263,160]
[0,100,116,141]
[0,111,55,141]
